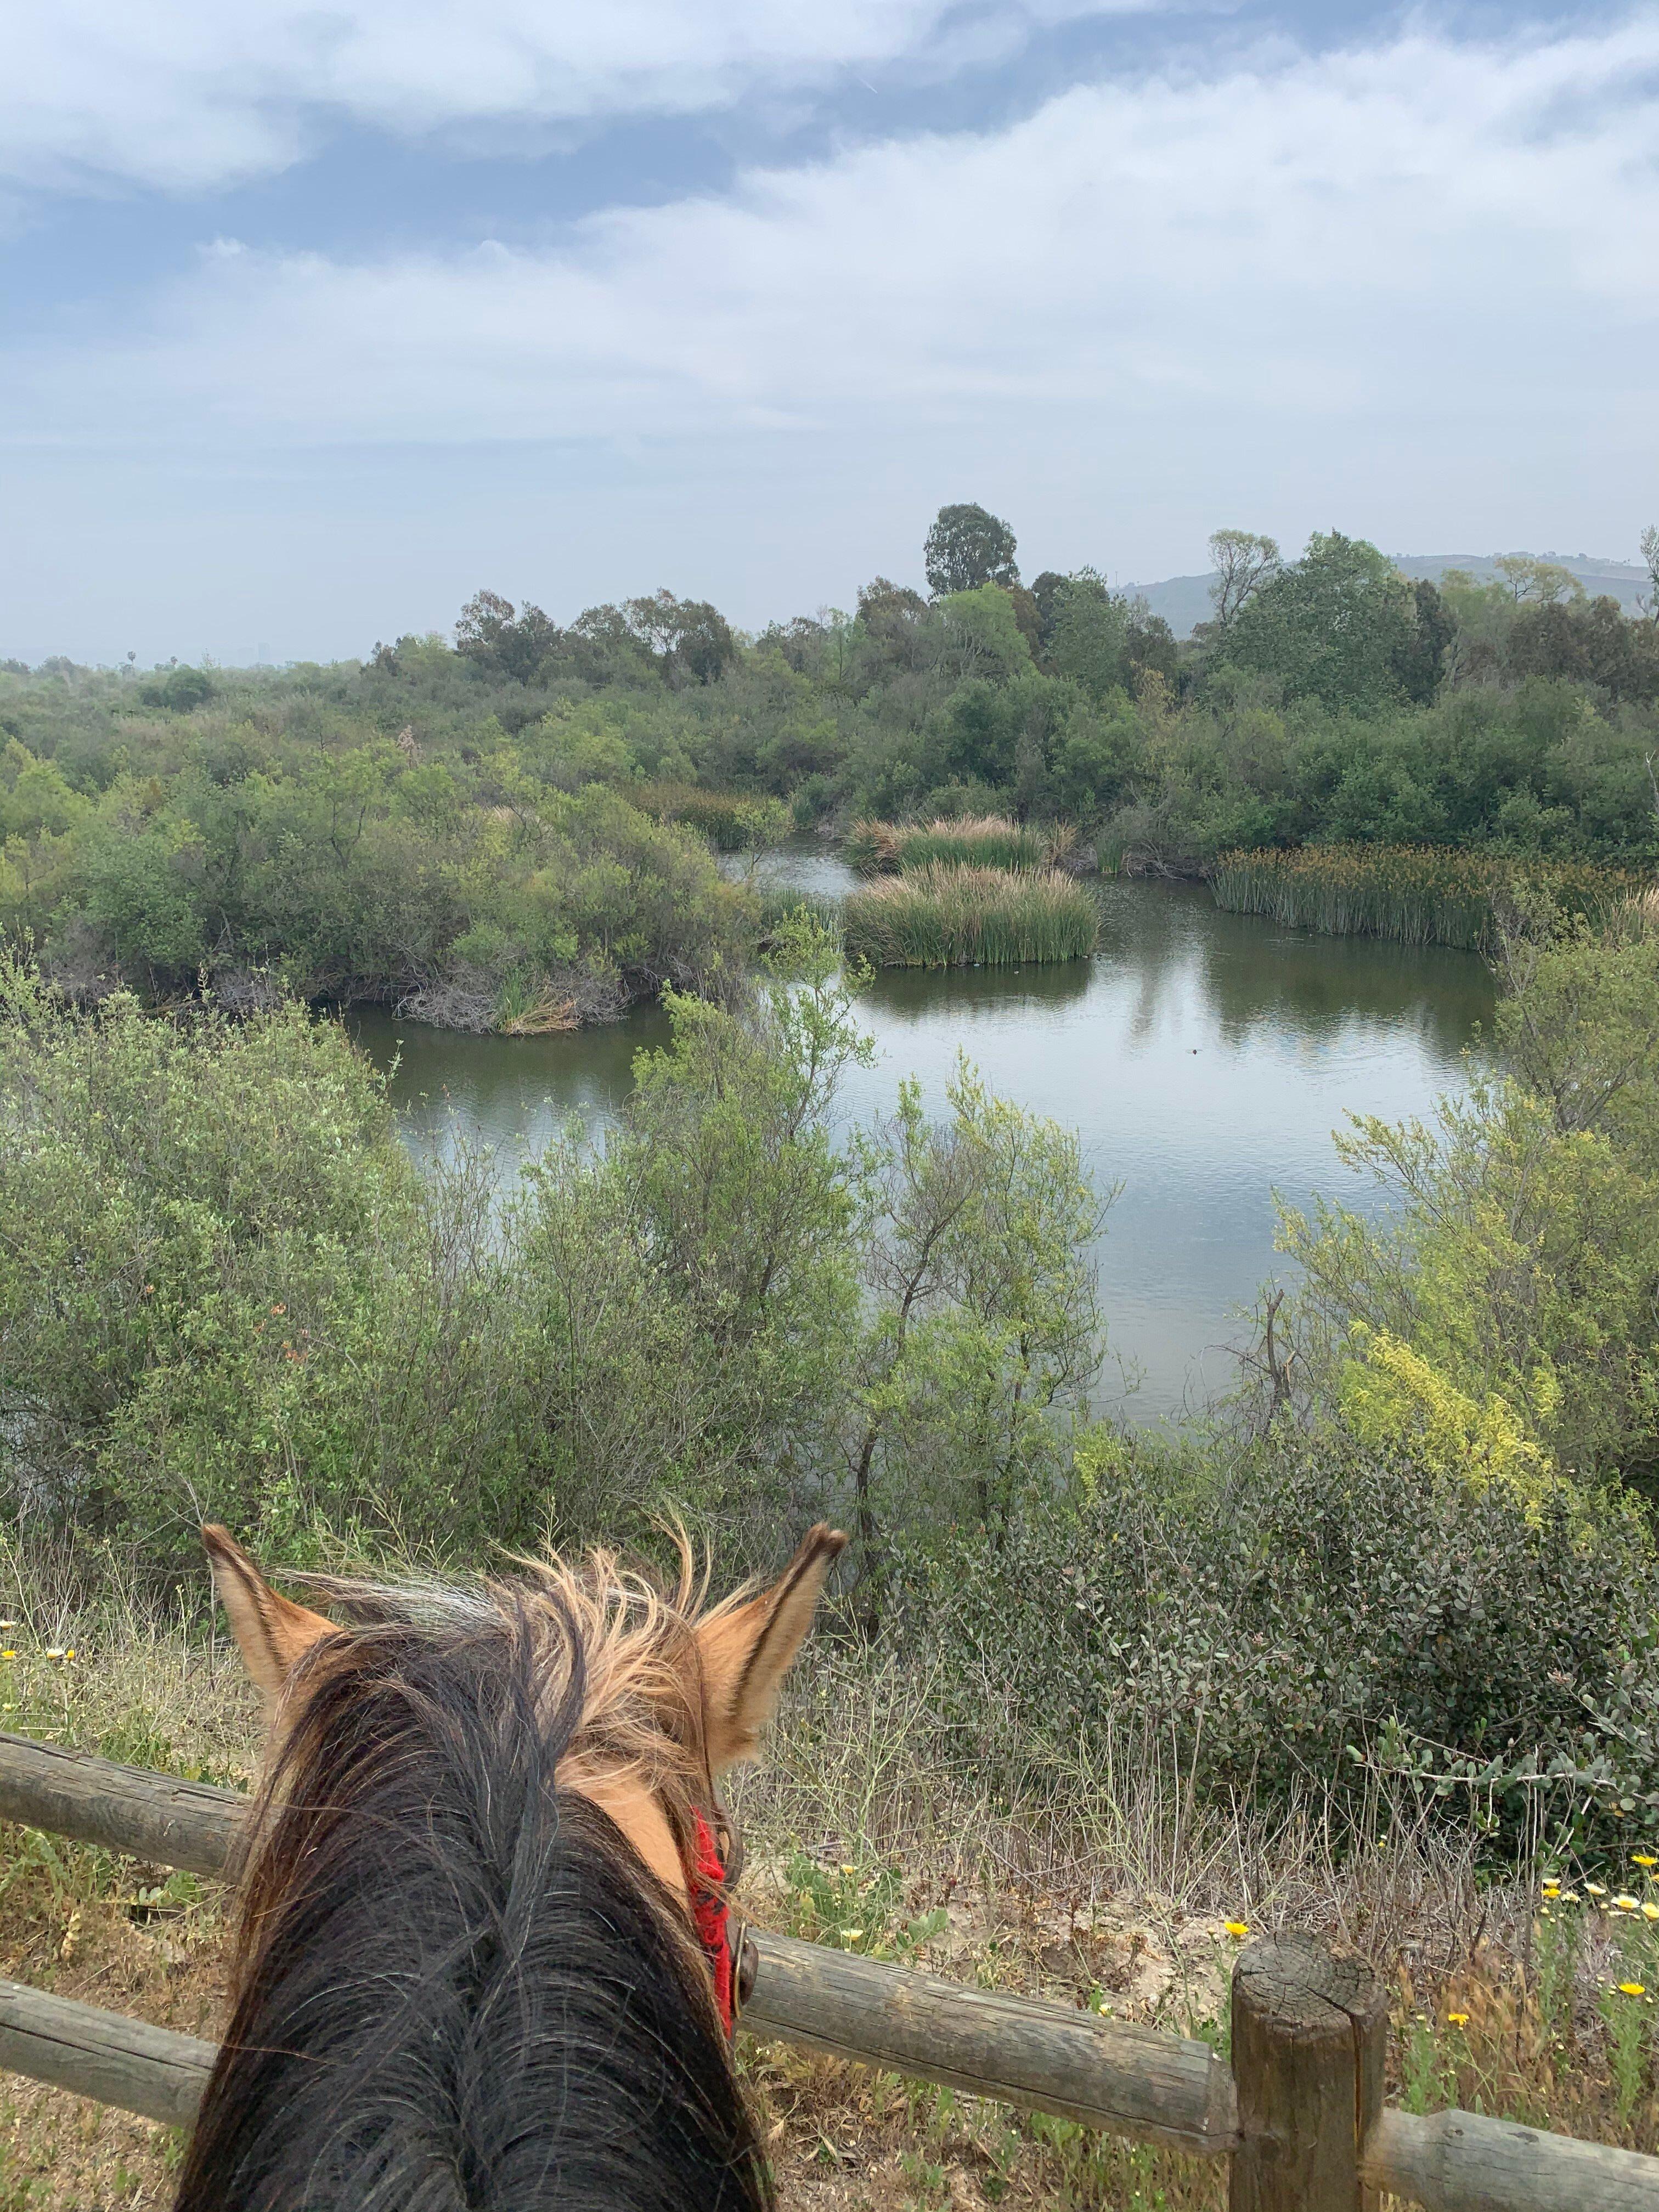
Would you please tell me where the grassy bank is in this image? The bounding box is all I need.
[842,862,1098,967]
[846,815,1075,874]
[1210,843,1650,951]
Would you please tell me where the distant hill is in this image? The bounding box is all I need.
[1124,552,1651,638]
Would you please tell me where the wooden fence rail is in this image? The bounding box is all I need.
[2,1732,1658,2210]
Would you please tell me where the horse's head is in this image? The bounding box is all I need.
[201,1519,845,1915]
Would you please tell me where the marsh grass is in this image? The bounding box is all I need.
[1210,844,1650,952]
[842,863,1098,967]
[846,815,1077,876]
[628,781,792,852]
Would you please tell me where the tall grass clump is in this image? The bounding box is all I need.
[1210,844,1651,952]
[846,815,1073,875]
[842,863,1098,968]
[628,781,791,851]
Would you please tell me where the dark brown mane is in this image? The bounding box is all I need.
[173,1572,772,2211]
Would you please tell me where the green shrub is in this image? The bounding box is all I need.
[910,1429,1659,1852]
[842,863,1098,967]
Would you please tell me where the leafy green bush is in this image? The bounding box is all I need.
[0,722,749,1028]
[0,929,1103,1596]
[911,1430,1659,1851]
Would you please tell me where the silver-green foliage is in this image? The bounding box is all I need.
[0,922,1105,1594]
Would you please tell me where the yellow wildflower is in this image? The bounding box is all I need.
[1643,1904,1659,1923]
[1620,1982,1647,1999]
[1224,1921,1250,1939]
[1447,2012,1470,2028]
[1634,1853,1658,1867]
[1587,1883,1608,1897]
[1614,1894,1640,1911]
[44,1646,65,1661]
[0,1652,13,1663]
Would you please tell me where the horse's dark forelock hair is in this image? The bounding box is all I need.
[174,1584,772,2212]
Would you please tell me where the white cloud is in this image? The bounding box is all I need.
[7,14,1659,658]
[2,0,1142,194]
[14,13,1657,454]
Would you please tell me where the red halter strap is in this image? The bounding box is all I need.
[688,1808,737,2038]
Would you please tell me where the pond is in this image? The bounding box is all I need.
[351,861,1494,1426]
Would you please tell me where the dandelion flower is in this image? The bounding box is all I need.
[1224,1921,1250,1939]
[63,1649,75,1662]
[1447,2012,1470,2028]
[1614,1894,1640,1911]
[1643,1904,1659,1923]
[0,1652,13,1663]
[1620,1982,1647,1999]
[1634,1854,1658,1868]
[1541,1882,1561,1898]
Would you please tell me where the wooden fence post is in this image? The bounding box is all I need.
[1231,1934,1389,2212]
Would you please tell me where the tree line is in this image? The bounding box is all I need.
[2,503,1657,1017]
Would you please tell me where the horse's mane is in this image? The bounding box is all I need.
[173,1558,773,2211]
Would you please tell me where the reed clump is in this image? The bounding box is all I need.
[846,814,1075,875]
[842,862,1098,968]
[1210,844,1651,953]
[628,782,791,851]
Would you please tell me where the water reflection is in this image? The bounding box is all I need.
[354,872,1494,1427]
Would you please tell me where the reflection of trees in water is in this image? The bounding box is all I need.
[1192,911,1493,1060]
[859,957,1093,1027]
[860,879,1492,1064]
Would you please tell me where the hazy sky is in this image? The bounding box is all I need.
[4,2,1657,665]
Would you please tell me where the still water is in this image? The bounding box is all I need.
[352,864,1493,1425]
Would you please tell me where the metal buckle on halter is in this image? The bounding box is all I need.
[732,1918,758,2017]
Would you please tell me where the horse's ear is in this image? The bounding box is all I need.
[202,1524,336,1712]
[696,1523,846,1773]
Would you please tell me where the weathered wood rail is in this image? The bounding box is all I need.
[2,1731,1657,2209]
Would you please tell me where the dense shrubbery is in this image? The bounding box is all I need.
[0,925,1101,1590]
[918,1430,1659,1848]
[0,711,749,1028]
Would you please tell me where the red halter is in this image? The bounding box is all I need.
[688,1808,738,2036]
